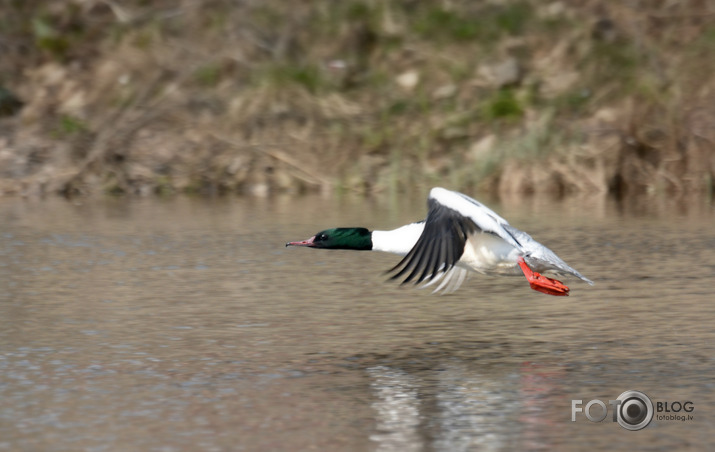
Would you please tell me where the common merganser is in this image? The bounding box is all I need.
[286,187,593,296]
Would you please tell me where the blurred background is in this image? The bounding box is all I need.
[1,0,714,199]
[2,3,715,450]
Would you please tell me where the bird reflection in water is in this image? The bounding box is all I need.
[367,361,565,451]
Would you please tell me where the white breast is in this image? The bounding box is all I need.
[458,232,522,276]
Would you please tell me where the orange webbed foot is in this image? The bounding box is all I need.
[517,257,570,296]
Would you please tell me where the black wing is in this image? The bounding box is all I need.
[388,198,479,285]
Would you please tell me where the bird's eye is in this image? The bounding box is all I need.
[318,234,328,241]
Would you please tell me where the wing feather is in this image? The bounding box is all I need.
[431,187,523,250]
[389,195,479,285]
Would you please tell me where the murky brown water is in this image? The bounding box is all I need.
[1,194,713,451]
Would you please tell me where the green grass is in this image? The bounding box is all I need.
[53,115,88,137]
[411,1,532,43]
[194,64,222,87]
[33,17,70,58]
[482,89,524,120]
[257,63,328,94]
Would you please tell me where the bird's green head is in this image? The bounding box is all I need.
[286,227,372,250]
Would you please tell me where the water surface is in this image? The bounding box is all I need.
[0,194,713,451]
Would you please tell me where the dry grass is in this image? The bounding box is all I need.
[0,0,713,198]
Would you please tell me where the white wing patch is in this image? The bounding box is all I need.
[429,187,523,251]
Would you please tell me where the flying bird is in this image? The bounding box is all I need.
[286,187,593,296]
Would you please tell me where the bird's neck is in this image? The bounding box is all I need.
[370,222,424,256]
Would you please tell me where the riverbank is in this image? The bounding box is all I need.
[1,1,713,198]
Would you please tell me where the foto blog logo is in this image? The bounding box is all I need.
[571,390,694,431]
